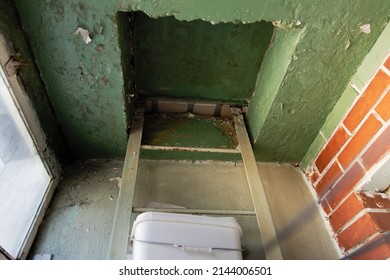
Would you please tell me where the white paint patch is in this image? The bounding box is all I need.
[359,24,371,34]
[349,82,362,94]
[358,154,390,192]
[109,176,122,188]
[74,27,92,44]
[345,40,351,50]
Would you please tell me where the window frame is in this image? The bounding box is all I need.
[0,34,60,259]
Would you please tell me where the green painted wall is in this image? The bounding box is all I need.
[246,2,389,162]
[133,11,273,103]
[351,22,390,92]
[247,28,303,142]
[0,0,69,165]
[301,22,390,170]
[14,0,130,159]
[13,0,390,161]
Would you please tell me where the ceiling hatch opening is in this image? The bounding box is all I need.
[118,11,274,106]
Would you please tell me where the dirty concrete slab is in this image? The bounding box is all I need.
[258,163,340,260]
[29,159,339,260]
[142,113,238,149]
[28,159,123,260]
[132,160,264,260]
[134,160,254,211]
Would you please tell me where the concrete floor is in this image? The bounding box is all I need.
[29,159,340,260]
[133,160,264,260]
[28,159,123,260]
[259,163,340,259]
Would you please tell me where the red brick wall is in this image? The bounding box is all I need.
[306,55,390,259]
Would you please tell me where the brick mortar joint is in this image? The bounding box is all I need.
[310,71,390,182]
[308,54,390,176]
[312,111,389,197]
[340,231,382,258]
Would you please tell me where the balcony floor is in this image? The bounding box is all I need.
[29,159,339,260]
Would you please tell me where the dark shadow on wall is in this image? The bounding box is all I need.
[120,11,274,104]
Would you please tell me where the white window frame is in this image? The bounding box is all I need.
[0,34,60,259]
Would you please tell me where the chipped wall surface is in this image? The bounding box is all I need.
[14,0,130,159]
[13,0,390,161]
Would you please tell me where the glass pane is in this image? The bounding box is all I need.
[0,69,51,258]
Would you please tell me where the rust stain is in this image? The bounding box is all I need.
[214,119,239,147]
[142,113,238,148]
[95,43,105,51]
[101,76,110,85]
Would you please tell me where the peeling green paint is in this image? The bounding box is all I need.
[300,22,390,170]
[247,28,303,142]
[12,0,390,161]
[248,1,389,162]
[351,23,390,91]
[15,0,129,159]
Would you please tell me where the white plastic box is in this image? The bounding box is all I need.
[130,212,243,260]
